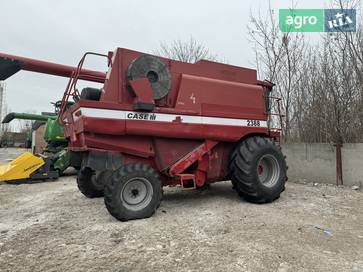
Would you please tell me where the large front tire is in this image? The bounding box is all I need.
[104,163,162,221]
[229,136,287,203]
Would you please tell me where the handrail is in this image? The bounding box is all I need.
[59,52,111,124]
[265,95,284,132]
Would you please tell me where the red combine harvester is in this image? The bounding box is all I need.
[0,48,287,221]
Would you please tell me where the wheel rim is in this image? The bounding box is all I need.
[257,154,280,188]
[121,177,153,211]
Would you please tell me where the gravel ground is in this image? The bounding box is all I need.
[0,176,362,272]
[0,148,362,271]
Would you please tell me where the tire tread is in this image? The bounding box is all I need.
[104,163,162,221]
[229,136,287,203]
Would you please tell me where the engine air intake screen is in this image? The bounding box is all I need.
[126,55,172,100]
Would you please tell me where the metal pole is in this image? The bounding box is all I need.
[335,143,343,186]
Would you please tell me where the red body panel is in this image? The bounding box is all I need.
[62,48,278,187]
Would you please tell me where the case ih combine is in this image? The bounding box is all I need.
[0,48,287,221]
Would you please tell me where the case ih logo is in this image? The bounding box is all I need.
[279,9,356,32]
[127,112,157,120]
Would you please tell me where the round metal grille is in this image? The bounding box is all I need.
[126,55,172,100]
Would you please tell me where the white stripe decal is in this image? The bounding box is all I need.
[76,107,267,128]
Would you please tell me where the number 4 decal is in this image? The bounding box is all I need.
[190,93,196,104]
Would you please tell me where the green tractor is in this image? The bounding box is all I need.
[1,104,72,180]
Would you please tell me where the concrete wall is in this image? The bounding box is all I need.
[282,143,363,186]
[341,144,363,186]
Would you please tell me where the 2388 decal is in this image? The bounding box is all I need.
[247,120,261,127]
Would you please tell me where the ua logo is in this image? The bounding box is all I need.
[327,12,353,29]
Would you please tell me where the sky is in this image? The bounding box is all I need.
[0,0,354,122]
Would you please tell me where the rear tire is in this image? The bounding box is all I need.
[104,163,162,221]
[77,168,105,198]
[229,136,287,203]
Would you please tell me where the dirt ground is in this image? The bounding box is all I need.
[0,150,362,272]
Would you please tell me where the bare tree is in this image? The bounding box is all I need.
[249,0,363,143]
[155,37,219,63]
[332,0,363,140]
[248,1,307,141]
